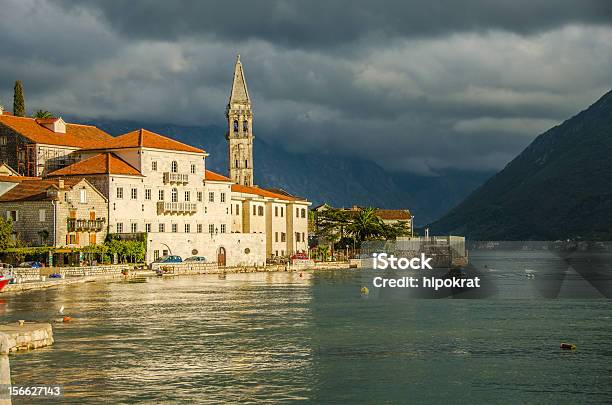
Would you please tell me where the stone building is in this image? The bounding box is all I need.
[0,177,107,246]
[226,55,255,186]
[0,112,114,177]
[0,56,310,264]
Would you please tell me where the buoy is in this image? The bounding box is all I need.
[560,342,576,350]
[360,286,369,295]
[62,316,72,323]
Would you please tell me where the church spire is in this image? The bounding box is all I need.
[229,54,250,104]
[226,54,254,187]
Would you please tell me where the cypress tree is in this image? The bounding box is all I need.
[13,80,25,117]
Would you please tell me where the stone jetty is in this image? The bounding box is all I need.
[0,322,54,354]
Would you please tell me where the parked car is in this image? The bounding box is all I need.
[184,256,207,262]
[154,255,182,263]
[18,261,43,268]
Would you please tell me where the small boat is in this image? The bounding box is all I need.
[0,274,13,291]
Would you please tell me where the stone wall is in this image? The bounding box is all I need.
[0,200,56,245]
[0,322,53,354]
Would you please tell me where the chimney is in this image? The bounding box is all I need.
[0,105,3,115]
[58,179,64,189]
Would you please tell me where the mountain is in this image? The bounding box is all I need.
[72,118,492,225]
[429,90,612,240]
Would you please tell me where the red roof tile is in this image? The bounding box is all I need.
[0,178,82,202]
[0,175,40,183]
[0,115,114,148]
[231,184,302,201]
[86,128,205,154]
[204,170,232,182]
[375,209,412,220]
[46,153,142,177]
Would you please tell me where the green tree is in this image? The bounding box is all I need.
[33,110,54,119]
[13,80,25,117]
[346,207,385,241]
[0,217,14,250]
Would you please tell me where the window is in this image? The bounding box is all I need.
[131,223,137,233]
[116,187,124,199]
[275,206,278,217]
[172,223,178,233]
[281,207,284,217]
[185,223,190,233]
[197,224,203,233]
[171,161,178,173]
[233,120,238,133]
[152,161,158,171]
[209,224,215,234]
[145,223,151,233]
[0,136,7,146]
[302,232,305,242]
[116,223,123,233]
[208,192,214,202]
[131,188,137,199]
[159,223,165,232]
[80,189,87,203]
[185,191,190,202]
[235,160,239,168]
[296,208,300,217]
[197,192,202,202]
[191,164,196,174]
[281,232,286,242]
[220,192,226,203]
[158,190,164,201]
[220,224,226,233]
[171,188,178,202]
[296,232,300,242]
[39,209,46,222]
[236,204,240,215]
[301,208,306,218]
[275,232,278,242]
[154,250,160,260]
[253,205,257,215]
[245,159,248,168]
[258,206,264,216]
[145,189,151,200]
[243,121,248,133]
[69,234,76,244]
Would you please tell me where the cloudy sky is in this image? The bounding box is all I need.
[1,1,611,175]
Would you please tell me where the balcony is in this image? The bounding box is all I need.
[157,201,197,215]
[163,172,189,184]
[67,218,106,232]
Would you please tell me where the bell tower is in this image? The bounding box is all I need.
[226,54,254,186]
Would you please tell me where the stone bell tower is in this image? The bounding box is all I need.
[226,54,254,186]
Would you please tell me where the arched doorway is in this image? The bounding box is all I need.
[218,247,226,267]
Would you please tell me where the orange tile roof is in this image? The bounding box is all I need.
[0,178,82,202]
[0,175,40,183]
[46,153,142,177]
[375,209,412,220]
[204,170,232,182]
[86,128,205,154]
[0,115,114,148]
[231,184,304,201]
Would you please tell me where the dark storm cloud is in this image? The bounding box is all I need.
[1,0,612,175]
[53,0,612,48]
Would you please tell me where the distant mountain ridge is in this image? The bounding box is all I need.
[429,90,612,240]
[72,117,492,225]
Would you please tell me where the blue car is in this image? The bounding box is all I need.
[154,255,182,264]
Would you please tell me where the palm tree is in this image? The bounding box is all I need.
[33,110,54,119]
[347,207,385,242]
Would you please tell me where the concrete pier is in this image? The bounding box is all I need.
[0,322,54,354]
